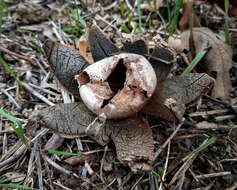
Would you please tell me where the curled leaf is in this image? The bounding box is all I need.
[43,40,89,97]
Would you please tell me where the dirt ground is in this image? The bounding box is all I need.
[0,0,237,190]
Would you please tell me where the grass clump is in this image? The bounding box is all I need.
[65,0,87,40]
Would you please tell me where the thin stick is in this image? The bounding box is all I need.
[36,150,44,190]
[196,172,232,179]
[0,46,36,65]
[155,120,184,159]
[22,82,55,106]
[100,145,108,182]
[0,89,21,109]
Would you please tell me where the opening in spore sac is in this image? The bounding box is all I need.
[107,59,126,93]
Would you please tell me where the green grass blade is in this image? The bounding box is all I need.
[137,0,142,33]
[181,49,208,75]
[0,56,22,84]
[152,170,161,179]
[169,0,182,36]
[48,150,82,156]
[120,23,130,33]
[182,137,216,162]
[224,0,230,45]
[0,0,4,38]
[165,0,171,27]
[0,108,30,150]
[73,0,86,29]
[120,4,125,17]
[148,15,152,31]
[0,183,39,190]
[0,108,22,127]
[127,9,132,26]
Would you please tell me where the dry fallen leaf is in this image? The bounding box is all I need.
[78,40,94,64]
[169,27,232,101]
[143,73,215,122]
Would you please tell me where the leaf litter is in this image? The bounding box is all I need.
[0,0,236,189]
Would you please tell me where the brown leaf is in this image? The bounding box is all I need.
[143,73,215,122]
[78,40,94,65]
[179,3,200,31]
[88,25,119,62]
[169,28,232,101]
[43,40,89,97]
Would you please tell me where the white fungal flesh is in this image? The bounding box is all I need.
[76,53,158,119]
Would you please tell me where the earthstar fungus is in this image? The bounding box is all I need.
[37,26,215,172]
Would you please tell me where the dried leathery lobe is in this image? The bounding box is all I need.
[122,39,176,82]
[76,53,157,119]
[88,25,119,62]
[143,73,215,122]
[43,40,89,97]
[33,102,154,172]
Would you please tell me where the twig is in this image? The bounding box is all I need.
[131,174,145,190]
[169,152,198,186]
[0,129,16,135]
[2,133,7,154]
[0,46,37,65]
[28,83,59,97]
[0,89,21,109]
[100,145,108,182]
[0,143,27,168]
[25,137,39,185]
[22,82,55,106]
[0,129,48,168]
[155,120,184,159]
[158,141,170,190]
[53,181,72,190]
[36,150,43,190]
[196,171,232,179]
[43,154,74,176]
